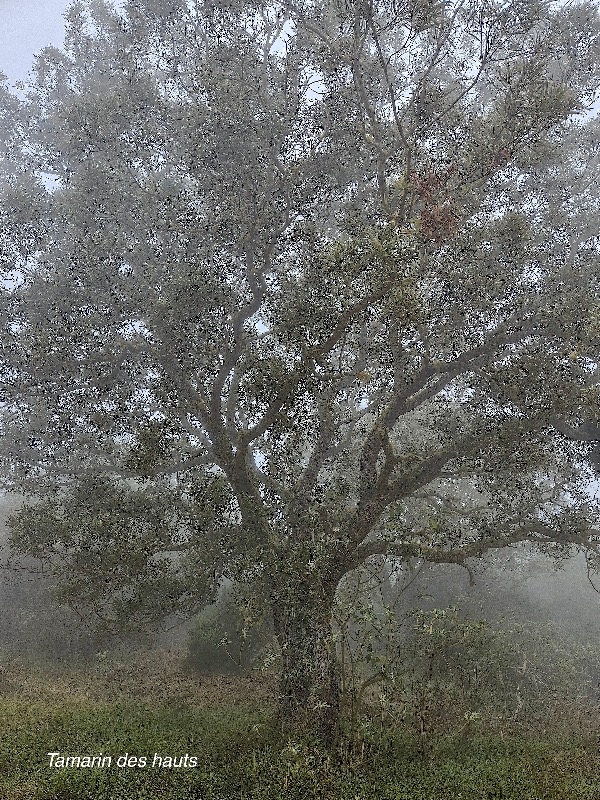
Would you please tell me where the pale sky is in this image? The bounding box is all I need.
[0,0,70,85]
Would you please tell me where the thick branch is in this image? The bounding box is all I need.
[551,418,600,442]
[357,522,599,566]
[358,315,545,519]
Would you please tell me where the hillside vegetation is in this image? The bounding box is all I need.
[1,649,599,800]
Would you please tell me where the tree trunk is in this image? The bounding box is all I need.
[271,576,341,746]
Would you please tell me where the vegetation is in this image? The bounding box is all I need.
[1,648,600,800]
[334,558,600,749]
[1,0,600,744]
[186,582,274,675]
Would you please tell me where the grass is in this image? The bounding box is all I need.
[1,652,600,799]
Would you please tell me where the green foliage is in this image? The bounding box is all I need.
[336,572,600,752]
[392,609,518,734]
[0,699,266,800]
[8,474,227,631]
[187,586,274,675]
[391,608,600,733]
[2,0,600,743]
[1,684,599,800]
[275,224,425,348]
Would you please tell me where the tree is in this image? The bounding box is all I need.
[1,0,600,743]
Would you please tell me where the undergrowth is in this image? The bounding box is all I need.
[1,654,599,800]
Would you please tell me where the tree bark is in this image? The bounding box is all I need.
[271,575,341,746]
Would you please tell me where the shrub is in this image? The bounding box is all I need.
[187,586,274,675]
[359,607,600,750]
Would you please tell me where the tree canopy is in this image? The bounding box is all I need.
[1,0,600,739]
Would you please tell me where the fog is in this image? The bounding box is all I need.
[2,487,599,692]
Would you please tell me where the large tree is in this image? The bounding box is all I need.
[1,0,600,741]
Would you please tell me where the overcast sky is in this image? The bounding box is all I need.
[1,0,70,85]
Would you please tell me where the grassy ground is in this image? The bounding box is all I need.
[1,651,600,800]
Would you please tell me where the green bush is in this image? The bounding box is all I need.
[187,586,274,675]
[2,693,600,800]
[365,607,600,746]
[335,591,600,755]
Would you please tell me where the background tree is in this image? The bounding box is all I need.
[1,0,600,742]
